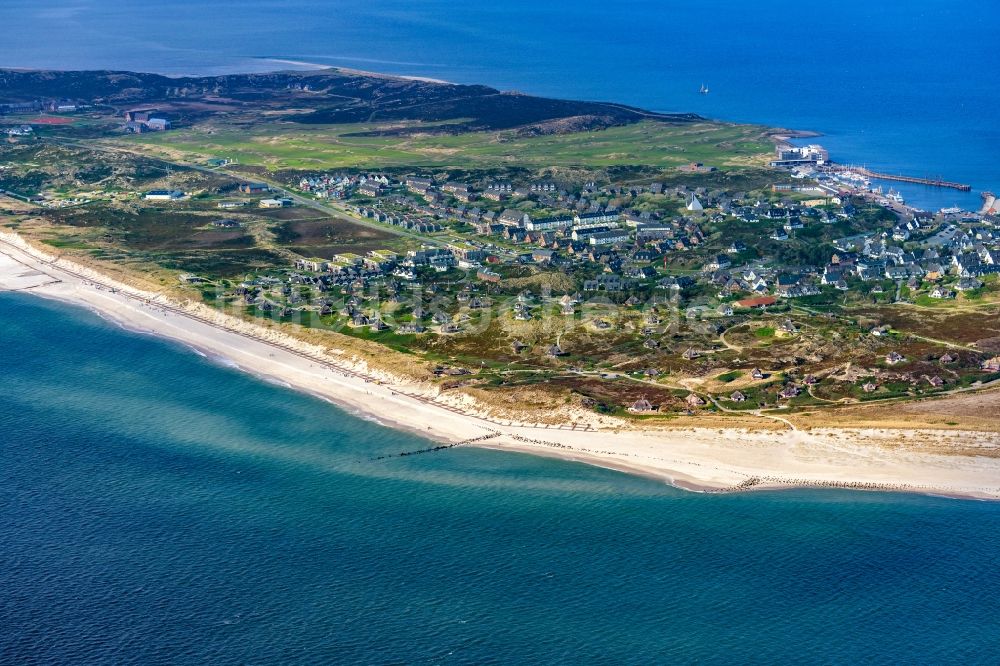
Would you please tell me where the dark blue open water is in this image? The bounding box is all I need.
[2,0,998,212]
[2,293,1000,663]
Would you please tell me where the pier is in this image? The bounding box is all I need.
[833,165,971,191]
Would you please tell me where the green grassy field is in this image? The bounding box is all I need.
[119,120,773,170]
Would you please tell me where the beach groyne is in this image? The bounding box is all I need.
[370,432,500,460]
[2,231,999,501]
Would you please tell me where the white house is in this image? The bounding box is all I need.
[144,190,185,201]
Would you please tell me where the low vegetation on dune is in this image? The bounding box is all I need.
[3,68,999,428]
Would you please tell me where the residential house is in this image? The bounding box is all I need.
[778,385,801,399]
[685,394,706,407]
[706,255,731,271]
[575,210,621,226]
[588,229,629,246]
[982,356,1000,372]
[524,216,573,232]
[886,351,906,365]
[499,209,530,227]
[628,398,659,414]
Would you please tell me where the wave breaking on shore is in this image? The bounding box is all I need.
[1,230,998,500]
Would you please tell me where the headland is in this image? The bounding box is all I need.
[2,67,999,499]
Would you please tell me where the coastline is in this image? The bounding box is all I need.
[0,60,450,85]
[2,230,999,500]
[0,59,326,78]
[262,60,453,84]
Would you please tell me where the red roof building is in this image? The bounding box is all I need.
[735,296,778,309]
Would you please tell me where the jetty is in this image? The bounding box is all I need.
[833,165,971,191]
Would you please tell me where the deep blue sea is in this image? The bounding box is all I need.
[3,294,1000,663]
[3,0,999,211]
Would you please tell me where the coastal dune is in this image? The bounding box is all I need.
[2,230,999,500]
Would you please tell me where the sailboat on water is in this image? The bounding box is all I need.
[699,83,709,94]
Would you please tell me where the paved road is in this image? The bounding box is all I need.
[50,137,446,247]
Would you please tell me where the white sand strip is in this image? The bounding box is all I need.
[1,231,998,499]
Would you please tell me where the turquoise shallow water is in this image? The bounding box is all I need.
[2,292,1000,664]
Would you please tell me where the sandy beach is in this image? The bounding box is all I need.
[2,230,999,499]
[260,59,452,84]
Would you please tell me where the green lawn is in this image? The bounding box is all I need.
[119,120,773,170]
[715,370,742,383]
